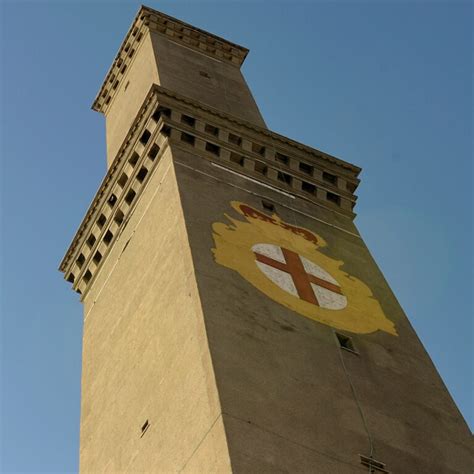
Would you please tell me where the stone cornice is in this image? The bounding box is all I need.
[60,84,362,297]
[60,89,161,275]
[152,85,361,176]
[92,5,249,114]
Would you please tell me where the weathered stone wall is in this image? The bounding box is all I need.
[79,148,231,472]
[172,145,473,473]
[150,32,266,129]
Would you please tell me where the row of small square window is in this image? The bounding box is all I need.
[149,104,355,197]
[244,156,341,206]
[67,135,161,287]
[100,29,144,106]
[178,130,342,206]
[180,114,253,152]
[101,60,129,106]
[146,104,347,209]
[258,149,339,187]
[176,111,341,186]
[150,106,346,191]
[68,204,130,286]
[67,106,172,287]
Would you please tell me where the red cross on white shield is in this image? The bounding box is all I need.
[252,243,347,310]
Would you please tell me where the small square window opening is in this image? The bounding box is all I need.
[181,115,196,127]
[107,194,117,207]
[275,152,289,166]
[161,125,171,137]
[262,200,275,212]
[228,133,242,147]
[335,332,357,353]
[129,152,139,167]
[205,124,219,136]
[323,171,338,186]
[252,143,265,156]
[76,254,85,268]
[139,129,151,145]
[299,162,313,175]
[205,142,220,156]
[86,234,96,248]
[97,214,107,229]
[147,144,160,161]
[230,153,245,166]
[136,167,148,183]
[103,230,113,245]
[326,192,341,206]
[118,173,128,188]
[254,161,268,175]
[180,132,195,146]
[302,181,316,194]
[277,171,292,185]
[114,210,125,225]
[125,189,136,205]
[93,251,102,264]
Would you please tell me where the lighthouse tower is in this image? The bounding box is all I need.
[60,6,472,473]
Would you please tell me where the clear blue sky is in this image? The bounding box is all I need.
[1,1,472,472]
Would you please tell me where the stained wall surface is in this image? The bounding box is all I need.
[150,33,266,129]
[172,145,473,473]
[79,148,231,473]
[103,31,265,168]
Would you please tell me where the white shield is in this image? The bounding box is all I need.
[252,243,347,310]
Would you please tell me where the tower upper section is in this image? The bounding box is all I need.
[61,6,362,297]
[93,6,266,166]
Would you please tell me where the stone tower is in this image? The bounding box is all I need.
[60,6,472,473]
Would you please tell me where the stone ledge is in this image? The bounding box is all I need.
[151,84,361,177]
[92,5,248,114]
[61,85,362,294]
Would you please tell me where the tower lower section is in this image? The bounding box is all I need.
[78,150,231,472]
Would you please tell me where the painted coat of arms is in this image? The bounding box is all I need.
[212,201,396,335]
